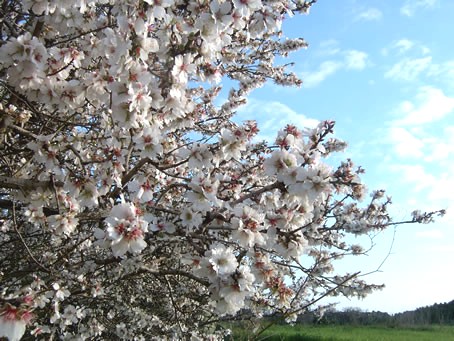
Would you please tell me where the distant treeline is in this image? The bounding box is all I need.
[296,300,454,326]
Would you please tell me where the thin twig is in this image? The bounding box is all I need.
[252,272,360,341]
[12,202,50,273]
[164,275,184,336]
[48,25,112,47]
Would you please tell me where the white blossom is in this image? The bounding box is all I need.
[0,1,441,339]
[206,243,238,277]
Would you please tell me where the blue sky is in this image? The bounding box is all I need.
[236,0,454,313]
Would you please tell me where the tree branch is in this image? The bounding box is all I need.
[12,202,50,273]
[0,175,63,191]
[138,266,210,287]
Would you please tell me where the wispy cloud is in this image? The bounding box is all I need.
[381,38,454,85]
[393,163,454,219]
[386,126,425,158]
[387,164,435,192]
[423,126,454,163]
[427,60,454,88]
[424,170,454,210]
[355,8,383,21]
[382,39,430,57]
[317,40,341,56]
[393,39,415,53]
[400,0,437,16]
[384,56,432,81]
[383,123,454,166]
[302,46,369,87]
[302,61,342,87]
[380,86,454,218]
[384,164,454,220]
[392,86,454,125]
[344,50,368,70]
[235,99,319,142]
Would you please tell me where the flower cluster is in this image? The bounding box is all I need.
[0,0,441,339]
[102,202,149,257]
[0,300,33,341]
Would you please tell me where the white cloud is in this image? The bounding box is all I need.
[422,126,454,163]
[384,162,454,222]
[425,171,454,205]
[302,49,369,87]
[400,0,437,17]
[393,39,415,54]
[302,61,342,88]
[428,60,454,76]
[427,60,454,87]
[393,86,454,125]
[356,8,383,21]
[400,167,454,225]
[382,39,430,58]
[235,99,319,142]
[382,90,454,197]
[381,39,454,85]
[388,164,435,192]
[318,40,341,56]
[384,56,432,81]
[387,127,425,158]
[344,50,368,70]
[381,88,454,221]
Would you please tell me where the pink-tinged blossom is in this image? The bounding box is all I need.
[210,0,233,26]
[179,143,214,170]
[0,32,48,67]
[136,36,159,61]
[231,204,266,247]
[149,218,176,234]
[22,0,56,15]
[251,252,275,282]
[233,0,263,16]
[24,206,47,226]
[47,214,79,236]
[185,189,212,212]
[180,208,203,230]
[62,305,85,326]
[186,174,222,212]
[143,0,173,19]
[264,149,298,176]
[53,283,70,301]
[78,182,100,208]
[231,226,266,247]
[216,266,255,315]
[291,164,333,202]
[130,178,155,203]
[219,128,248,161]
[26,136,61,173]
[0,303,32,341]
[0,0,440,339]
[217,286,248,315]
[268,227,308,259]
[172,54,196,84]
[206,243,238,277]
[30,325,51,337]
[128,84,152,115]
[133,126,163,159]
[230,9,247,30]
[104,203,148,257]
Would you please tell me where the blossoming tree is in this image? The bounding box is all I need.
[0,0,444,339]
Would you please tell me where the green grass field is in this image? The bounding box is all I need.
[229,324,454,340]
